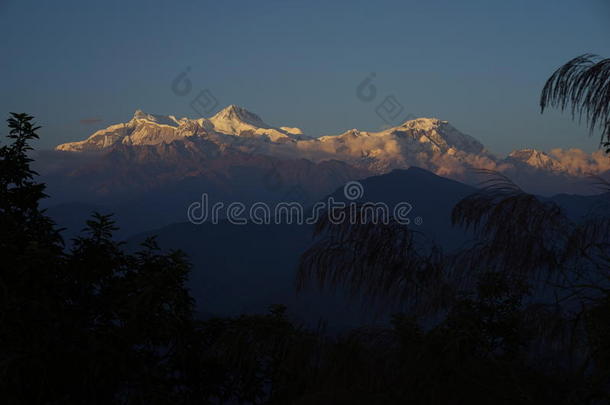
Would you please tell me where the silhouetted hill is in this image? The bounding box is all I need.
[55,167,607,328]
[326,167,477,250]
[126,168,480,326]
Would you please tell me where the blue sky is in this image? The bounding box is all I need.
[1,0,609,154]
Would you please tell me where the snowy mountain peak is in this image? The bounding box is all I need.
[507,149,565,171]
[56,107,605,183]
[279,126,304,136]
[55,109,486,160]
[211,105,266,127]
[401,117,446,130]
[344,129,361,136]
[131,110,180,127]
[508,149,550,162]
[206,105,302,141]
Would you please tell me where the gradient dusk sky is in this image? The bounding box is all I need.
[1,0,609,154]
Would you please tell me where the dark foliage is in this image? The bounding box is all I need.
[4,113,610,404]
[297,168,610,403]
[540,54,610,151]
[0,114,202,404]
[451,170,570,279]
[297,206,447,312]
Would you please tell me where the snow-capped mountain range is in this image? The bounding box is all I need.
[57,106,492,171]
[57,105,307,152]
[54,105,610,195]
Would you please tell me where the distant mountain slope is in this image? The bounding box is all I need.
[127,167,474,326]
[55,106,496,178]
[325,167,477,250]
[122,166,607,327]
[52,104,609,197]
[39,146,369,236]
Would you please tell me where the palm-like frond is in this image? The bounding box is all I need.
[588,174,610,193]
[540,54,610,149]
[297,206,450,312]
[564,217,610,277]
[452,170,572,277]
[563,177,610,279]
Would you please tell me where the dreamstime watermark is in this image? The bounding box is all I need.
[171,66,220,117]
[187,180,423,226]
[170,67,309,199]
[356,72,417,125]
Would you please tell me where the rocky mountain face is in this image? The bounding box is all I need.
[56,105,496,177]
[50,104,609,206]
[56,105,307,153]
[124,167,609,322]
[506,149,565,171]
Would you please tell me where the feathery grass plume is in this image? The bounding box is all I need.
[540,54,610,151]
[200,305,323,404]
[451,169,572,279]
[563,176,610,280]
[297,205,449,313]
[588,174,610,193]
[564,216,610,278]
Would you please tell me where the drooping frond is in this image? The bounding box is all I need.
[564,217,610,275]
[563,177,610,275]
[521,302,587,371]
[474,168,524,195]
[588,174,610,193]
[297,206,449,312]
[540,54,610,149]
[452,170,572,277]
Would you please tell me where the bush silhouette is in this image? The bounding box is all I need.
[2,113,609,404]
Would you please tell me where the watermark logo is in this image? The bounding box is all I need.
[171,66,220,117]
[376,95,405,124]
[187,181,423,226]
[343,181,364,200]
[356,73,416,125]
[190,89,219,117]
[170,67,310,199]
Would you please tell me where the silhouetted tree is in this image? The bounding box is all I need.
[297,169,610,403]
[297,205,448,313]
[0,113,203,404]
[540,54,610,151]
[6,113,609,404]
